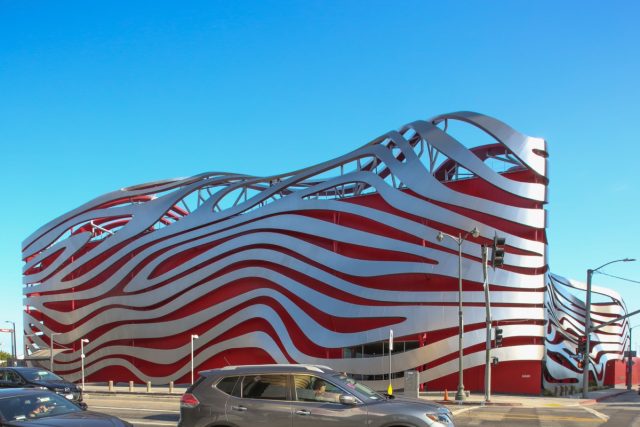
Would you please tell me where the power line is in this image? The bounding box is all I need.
[596,271,640,285]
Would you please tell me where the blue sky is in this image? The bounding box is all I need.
[1,1,639,355]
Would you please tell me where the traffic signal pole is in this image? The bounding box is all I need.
[482,245,492,402]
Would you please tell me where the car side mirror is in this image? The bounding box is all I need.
[339,394,357,405]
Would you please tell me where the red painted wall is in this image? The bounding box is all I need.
[604,357,640,387]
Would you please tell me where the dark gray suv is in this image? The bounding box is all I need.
[179,364,454,427]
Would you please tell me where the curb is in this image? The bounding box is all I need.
[579,389,630,406]
[84,390,181,398]
[434,400,522,407]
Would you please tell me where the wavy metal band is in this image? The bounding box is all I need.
[22,111,627,392]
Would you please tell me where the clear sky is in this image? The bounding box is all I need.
[1,1,639,355]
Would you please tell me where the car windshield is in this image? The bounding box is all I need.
[0,392,80,421]
[20,370,64,382]
[331,374,385,401]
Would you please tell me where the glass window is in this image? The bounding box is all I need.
[294,375,342,403]
[331,373,383,401]
[20,370,63,382]
[241,375,288,400]
[0,392,80,422]
[216,376,240,397]
[7,371,21,384]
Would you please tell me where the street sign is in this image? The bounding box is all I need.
[624,351,637,357]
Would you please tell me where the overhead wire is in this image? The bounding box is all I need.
[595,271,640,285]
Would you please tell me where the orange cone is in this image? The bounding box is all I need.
[443,389,450,401]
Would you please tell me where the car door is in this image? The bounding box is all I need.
[225,374,292,427]
[290,375,367,427]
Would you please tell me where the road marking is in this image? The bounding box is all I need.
[461,411,601,422]
[581,406,610,421]
[451,406,481,415]
[90,405,181,414]
[123,420,176,426]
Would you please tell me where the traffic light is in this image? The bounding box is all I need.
[577,336,587,355]
[577,360,584,369]
[491,236,506,268]
[495,327,504,347]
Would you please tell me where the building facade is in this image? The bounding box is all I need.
[22,112,630,394]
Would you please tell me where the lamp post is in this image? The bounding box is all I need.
[190,334,199,384]
[627,324,639,391]
[582,258,635,398]
[4,321,16,361]
[436,226,480,401]
[50,333,61,373]
[80,338,89,390]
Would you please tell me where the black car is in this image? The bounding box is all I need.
[0,388,132,426]
[0,368,82,404]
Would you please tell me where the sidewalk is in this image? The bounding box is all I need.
[83,382,635,407]
[419,385,634,408]
[84,382,188,397]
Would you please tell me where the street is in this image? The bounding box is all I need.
[84,394,180,427]
[84,390,640,427]
[452,390,640,427]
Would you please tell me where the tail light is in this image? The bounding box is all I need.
[180,393,200,408]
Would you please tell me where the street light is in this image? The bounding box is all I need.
[190,334,199,384]
[436,226,480,401]
[627,324,639,391]
[80,339,89,390]
[50,333,62,373]
[582,258,635,398]
[4,321,16,361]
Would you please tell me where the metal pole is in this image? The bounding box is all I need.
[582,258,635,398]
[190,334,199,384]
[582,269,593,398]
[628,327,633,391]
[388,329,394,395]
[12,326,16,362]
[81,339,89,390]
[50,333,55,372]
[4,321,16,361]
[456,234,466,401]
[482,245,492,402]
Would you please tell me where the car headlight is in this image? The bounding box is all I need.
[426,413,452,424]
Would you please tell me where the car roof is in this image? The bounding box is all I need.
[2,367,44,372]
[0,388,55,398]
[200,364,338,377]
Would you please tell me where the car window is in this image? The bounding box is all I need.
[6,371,21,384]
[331,374,383,401]
[240,375,288,400]
[215,376,240,397]
[0,392,81,421]
[20,370,63,382]
[294,375,342,403]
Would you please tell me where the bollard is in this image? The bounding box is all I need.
[169,381,174,394]
[147,381,151,393]
[108,380,114,392]
[129,381,134,392]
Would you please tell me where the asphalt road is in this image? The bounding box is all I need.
[83,390,640,427]
[84,394,180,427]
[453,390,640,427]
